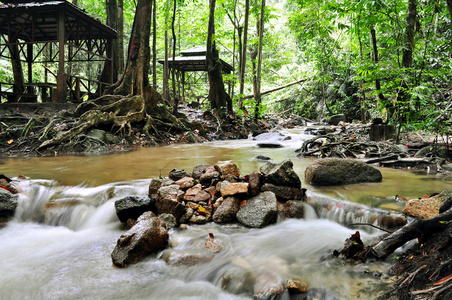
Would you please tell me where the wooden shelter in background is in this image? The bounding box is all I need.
[158,46,234,102]
[0,0,117,103]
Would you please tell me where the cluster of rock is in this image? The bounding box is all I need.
[111,159,309,297]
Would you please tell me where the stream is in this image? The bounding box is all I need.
[1,128,451,299]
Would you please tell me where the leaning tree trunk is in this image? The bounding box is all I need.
[207,0,233,114]
[238,0,250,111]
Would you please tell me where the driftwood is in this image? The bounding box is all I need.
[242,78,307,100]
[370,209,452,259]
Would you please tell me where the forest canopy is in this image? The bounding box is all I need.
[0,0,451,137]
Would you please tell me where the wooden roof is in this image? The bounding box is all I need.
[158,46,234,74]
[0,1,117,42]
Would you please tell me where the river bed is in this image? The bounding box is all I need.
[1,129,450,299]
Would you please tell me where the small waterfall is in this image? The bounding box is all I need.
[13,179,151,230]
[306,192,407,233]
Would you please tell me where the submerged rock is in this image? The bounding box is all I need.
[111,211,169,267]
[215,266,255,295]
[253,270,285,298]
[162,249,214,266]
[236,191,278,228]
[305,158,382,186]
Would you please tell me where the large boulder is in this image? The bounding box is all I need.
[114,196,155,223]
[111,211,169,267]
[305,158,382,186]
[327,114,346,125]
[213,196,241,223]
[236,191,278,228]
[260,159,301,188]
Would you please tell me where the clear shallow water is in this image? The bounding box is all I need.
[1,129,450,299]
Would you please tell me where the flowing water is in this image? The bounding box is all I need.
[1,129,451,299]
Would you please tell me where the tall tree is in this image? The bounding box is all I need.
[253,0,265,122]
[152,0,157,88]
[238,0,250,110]
[171,0,178,114]
[117,0,125,75]
[206,0,233,114]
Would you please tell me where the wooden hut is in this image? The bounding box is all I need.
[0,0,117,103]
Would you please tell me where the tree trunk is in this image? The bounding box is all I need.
[207,0,232,114]
[253,0,265,123]
[370,25,386,104]
[109,0,154,105]
[98,0,119,94]
[8,37,25,102]
[171,0,178,114]
[370,209,452,259]
[402,0,417,68]
[238,0,250,110]
[152,0,157,88]
[118,0,125,75]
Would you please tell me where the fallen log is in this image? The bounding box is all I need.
[370,208,452,259]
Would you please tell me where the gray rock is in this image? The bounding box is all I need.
[0,188,18,219]
[260,159,301,188]
[236,191,278,228]
[327,114,346,125]
[111,211,169,267]
[213,196,241,223]
[158,213,177,229]
[114,196,155,223]
[257,142,283,148]
[168,169,191,181]
[283,200,305,219]
[148,178,163,196]
[192,164,211,179]
[261,183,304,201]
[305,158,382,186]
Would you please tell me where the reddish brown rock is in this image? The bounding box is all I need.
[175,177,196,189]
[247,172,261,196]
[403,190,452,219]
[111,211,169,267]
[184,184,203,201]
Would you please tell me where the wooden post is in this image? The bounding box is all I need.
[56,8,67,103]
[27,43,33,95]
[181,71,185,102]
[369,125,395,141]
